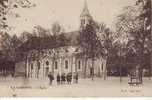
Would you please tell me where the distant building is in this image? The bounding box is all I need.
[15,1,107,79]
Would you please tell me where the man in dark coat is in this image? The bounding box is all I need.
[69,73,72,84]
[48,72,54,85]
[73,72,78,83]
[75,72,78,83]
[66,73,69,84]
[66,73,72,84]
[57,73,61,85]
[61,73,66,84]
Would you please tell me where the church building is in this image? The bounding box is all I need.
[15,1,107,79]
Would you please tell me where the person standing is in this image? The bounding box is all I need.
[61,73,66,84]
[69,73,72,84]
[66,73,72,84]
[74,72,78,83]
[48,72,54,85]
[66,73,69,84]
[75,72,78,83]
[57,73,61,85]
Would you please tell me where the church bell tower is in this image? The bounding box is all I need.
[80,0,92,30]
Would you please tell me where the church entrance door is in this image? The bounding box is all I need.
[45,67,49,76]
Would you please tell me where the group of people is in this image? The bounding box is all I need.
[48,72,79,85]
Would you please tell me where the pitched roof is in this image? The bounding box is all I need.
[63,31,80,45]
[19,31,80,52]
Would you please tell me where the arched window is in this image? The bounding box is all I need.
[81,19,85,26]
[78,61,81,69]
[101,63,103,70]
[37,61,40,70]
[45,67,49,76]
[55,61,58,69]
[31,63,33,70]
[46,61,49,66]
[65,60,68,69]
[65,49,68,53]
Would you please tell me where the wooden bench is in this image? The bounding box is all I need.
[128,75,142,86]
[128,82,142,86]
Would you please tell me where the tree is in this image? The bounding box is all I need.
[58,33,70,46]
[0,0,34,68]
[116,4,151,83]
[116,6,140,82]
[51,22,66,74]
[33,25,51,38]
[19,31,34,43]
[0,0,35,33]
[1,33,21,62]
[78,20,100,80]
[96,23,117,80]
[51,22,62,36]
[136,0,152,79]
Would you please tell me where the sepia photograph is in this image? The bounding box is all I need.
[0,0,151,97]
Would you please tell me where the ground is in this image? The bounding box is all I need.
[0,76,151,97]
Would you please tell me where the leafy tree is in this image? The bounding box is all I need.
[96,23,117,80]
[136,0,151,79]
[137,0,151,31]
[0,0,34,68]
[51,22,68,74]
[19,31,34,43]
[116,6,140,81]
[0,0,35,33]
[116,3,151,83]
[33,25,51,38]
[58,33,70,47]
[78,20,100,80]
[1,33,21,62]
[51,22,62,36]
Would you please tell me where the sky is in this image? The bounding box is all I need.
[8,0,135,35]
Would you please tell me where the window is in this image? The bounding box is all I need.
[65,49,68,53]
[31,63,33,70]
[46,61,49,66]
[75,48,79,52]
[55,61,58,69]
[45,67,49,76]
[78,61,81,70]
[65,60,68,69]
[101,63,103,70]
[37,62,40,70]
[49,51,52,54]
[81,19,85,25]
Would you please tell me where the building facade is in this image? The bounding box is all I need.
[21,46,106,79]
[15,1,107,79]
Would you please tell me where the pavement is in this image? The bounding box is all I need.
[0,76,151,97]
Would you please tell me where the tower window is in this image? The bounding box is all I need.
[46,61,49,66]
[65,60,68,69]
[81,19,85,26]
[78,61,81,69]
[55,61,58,70]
